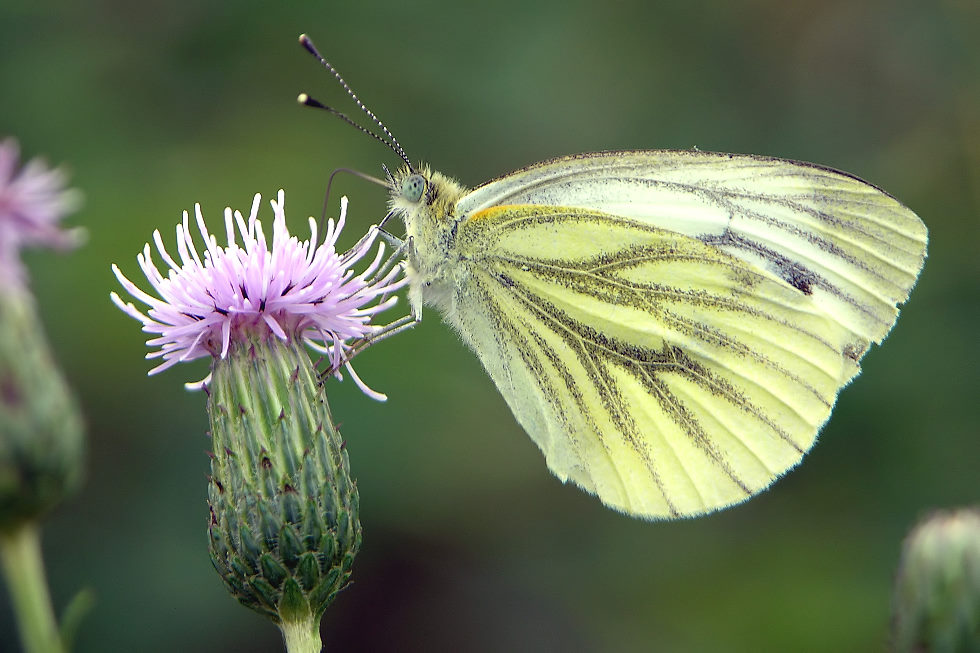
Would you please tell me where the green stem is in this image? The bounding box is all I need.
[0,522,63,653]
[280,614,322,653]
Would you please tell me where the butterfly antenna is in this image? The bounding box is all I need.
[298,34,413,171]
[298,93,403,165]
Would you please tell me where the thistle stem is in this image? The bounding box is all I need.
[0,522,63,653]
[280,614,322,653]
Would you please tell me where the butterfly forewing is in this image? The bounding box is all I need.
[456,151,927,347]
[448,204,866,518]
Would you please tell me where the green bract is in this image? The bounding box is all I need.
[0,288,84,532]
[206,334,360,648]
[892,508,980,652]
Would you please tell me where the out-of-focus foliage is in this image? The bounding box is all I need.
[1,1,976,651]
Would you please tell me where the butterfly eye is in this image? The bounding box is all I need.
[401,175,426,203]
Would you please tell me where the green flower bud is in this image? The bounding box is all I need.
[207,334,361,652]
[892,508,980,652]
[0,288,84,532]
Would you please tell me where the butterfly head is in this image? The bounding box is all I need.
[388,164,468,229]
[388,164,431,210]
[400,173,426,204]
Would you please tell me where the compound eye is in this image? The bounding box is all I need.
[401,174,426,203]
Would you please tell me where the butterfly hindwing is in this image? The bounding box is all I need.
[446,204,863,518]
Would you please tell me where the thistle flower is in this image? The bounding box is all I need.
[111,191,407,652]
[0,138,84,531]
[110,189,405,399]
[0,138,83,289]
[0,138,84,653]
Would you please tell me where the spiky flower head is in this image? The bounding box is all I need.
[111,189,405,398]
[0,138,84,531]
[892,507,980,652]
[0,138,82,289]
[112,191,407,651]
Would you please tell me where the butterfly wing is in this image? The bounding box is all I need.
[442,150,926,518]
[456,150,927,347]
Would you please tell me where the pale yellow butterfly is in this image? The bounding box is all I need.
[299,35,927,520]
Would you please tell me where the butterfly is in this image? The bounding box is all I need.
[299,35,928,520]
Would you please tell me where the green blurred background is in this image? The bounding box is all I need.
[2,1,977,651]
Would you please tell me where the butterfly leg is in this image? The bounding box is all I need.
[349,227,420,322]
[316,311,419,380]
[318,233,421,381]
[404,236,425,321]
[377,209,403,241]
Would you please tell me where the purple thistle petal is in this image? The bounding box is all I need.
[0,138,83,286]
[111,191,408,398]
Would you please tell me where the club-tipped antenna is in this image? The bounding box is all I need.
[298,34,412,170]
[298,93,407,166]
